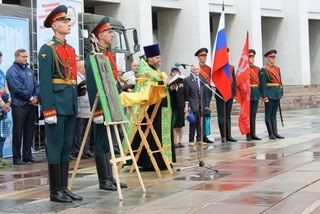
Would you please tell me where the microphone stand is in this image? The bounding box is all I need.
[176,65,218,173]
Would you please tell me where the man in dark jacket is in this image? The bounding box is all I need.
[6,49,40,165]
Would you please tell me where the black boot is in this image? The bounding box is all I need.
[95,155,117,191]
[48,164,72,203]
[251,121,261,140]
[203,135,214,144]
[246,134,252,141]
[226,122,237,142]
[61,162,83,201]
[266,121,276,140]
[106,153,128,188]
[218,123,226,142]
[272,120,285,139]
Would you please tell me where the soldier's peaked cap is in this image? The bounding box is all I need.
[143,44,160,58]
[44,5,70,28]
[194,48,208,56]
[92,17,111,37]
[249,49,256,56]
[264,49,277,57]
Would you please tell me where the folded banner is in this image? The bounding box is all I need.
[235,33,251,135]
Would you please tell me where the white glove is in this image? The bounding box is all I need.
[45,116,57,124]
[93,115,104,124]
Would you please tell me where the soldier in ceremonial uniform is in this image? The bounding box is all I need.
[85,17,127,190]
[38,5,82,203]
[194,48,214,144]
[246,49,262,141]
[259,49,284,140]
[215,48,237,142]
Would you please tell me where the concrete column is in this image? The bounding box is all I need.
[272,0,310,85]
[226,0,263,67]
[309,20,320,84]
[95,0,153,58]
[157,0,210,73]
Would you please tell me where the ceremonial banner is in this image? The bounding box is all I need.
[211,9,232,101]
[235,33,250,135]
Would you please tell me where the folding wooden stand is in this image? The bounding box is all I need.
[69,94,145,201]
[118,85,173,178]
[68,44,145,201]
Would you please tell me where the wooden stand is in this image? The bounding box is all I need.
[118,85,173,178]
[69,94,145,201]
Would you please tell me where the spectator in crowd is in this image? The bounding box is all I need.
[0,51,11,168]
[121,60,139,91]
[6,49,40,165]
[71,58,94,159]
[169,66,185,148]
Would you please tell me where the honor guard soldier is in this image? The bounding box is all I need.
[247,49,262,141]
[259,49,285,140]
[194,48,214,144]
[85,17,128,191]
[38,5,82,203]
[215,48,237,142]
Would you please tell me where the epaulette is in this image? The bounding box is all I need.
[46,41,55,46]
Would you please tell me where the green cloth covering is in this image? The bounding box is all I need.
[123,59,173,163]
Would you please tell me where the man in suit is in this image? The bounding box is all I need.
[259,49,284,140]
[194,48,214,144]
[247,49,262,141]
[38,5,82,203]
[184,63,207,146]
[85,17,127,191]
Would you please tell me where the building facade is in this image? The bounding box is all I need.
[1,0,320,85]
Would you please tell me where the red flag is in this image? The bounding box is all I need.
[235,33,251,135]
[211,10,232,101]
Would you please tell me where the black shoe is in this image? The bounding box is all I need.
[74,153,89,159]
[274,133,285,139]
[203,136,214,144]
[23,159,40,163]
[178,143,185,148]
[251,134,262,140]
[111,178,128,188]
[99,179,117,191]
[13,160,25,165]
[174,143,179,148]
[269,134,277,140]
[50,191,73,203]
[70,155,76,161]
[246,134,252,141]
[84,151,94,157]
[227,136,237,142]
[63,189,83,201]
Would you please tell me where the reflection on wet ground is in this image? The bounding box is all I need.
[1,108,320,213]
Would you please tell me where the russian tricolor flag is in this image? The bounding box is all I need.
[211,10,232,101]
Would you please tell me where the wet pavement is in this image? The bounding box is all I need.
[1,108,320,213]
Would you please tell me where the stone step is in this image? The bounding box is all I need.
[209,84,320,115]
